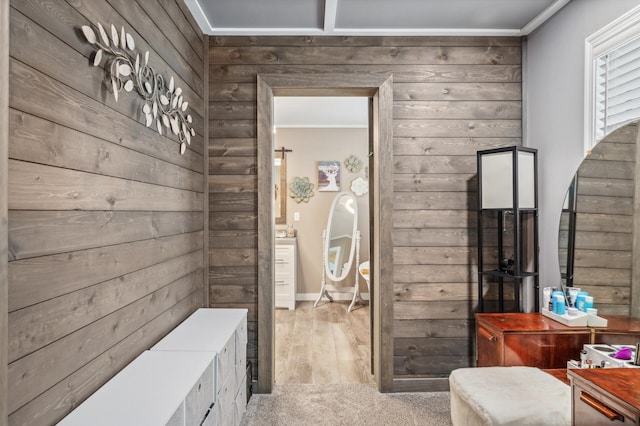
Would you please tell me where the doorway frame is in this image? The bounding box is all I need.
[256,73,394,393]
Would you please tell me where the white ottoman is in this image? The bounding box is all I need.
[449,366,571,426]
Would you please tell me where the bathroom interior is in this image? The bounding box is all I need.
[272,96,374,385]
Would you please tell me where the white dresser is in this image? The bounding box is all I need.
[275,238,297,310]
[58,350,216,426]
[152,308,248,426]
[59,308,248,426]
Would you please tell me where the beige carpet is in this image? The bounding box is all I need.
[240,383,452,426]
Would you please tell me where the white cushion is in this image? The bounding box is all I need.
[449,367,571,426]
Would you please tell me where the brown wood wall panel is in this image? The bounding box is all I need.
[11,0,204,119]
[393,137,520,156]
[9,58,203,171]
[210,46,521,65]
[9,160,203,212]
[7,1,205,423]
[9,111,204,192]
[9,269,203,414]
[1,0,9,422]
[209,36,521,385]
[211,64,522,83]
[9,289,202,426]
[8,211,203,261]
[10,8,206,140]
[9,251,203,362]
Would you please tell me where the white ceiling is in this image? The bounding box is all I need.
[185,0,571,36]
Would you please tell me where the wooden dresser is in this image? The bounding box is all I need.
[476,313,640,369]
[569,369,640,425]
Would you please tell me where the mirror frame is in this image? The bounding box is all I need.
[324,192,359,282]
[557,119,640,315]
[274,152,286,224]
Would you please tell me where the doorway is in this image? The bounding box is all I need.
[272,97,371,384]
[256,73,394,393]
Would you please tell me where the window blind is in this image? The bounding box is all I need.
[595,35,640,140]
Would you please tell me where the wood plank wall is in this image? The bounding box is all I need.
[559,123,639,316]
[208,36,522,386]
[1,0,10,423]
[7,1,206,424]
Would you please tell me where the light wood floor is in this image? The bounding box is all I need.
[275,301,374,385]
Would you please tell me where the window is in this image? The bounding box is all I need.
[594,35,640,140]
[585,5,640,152]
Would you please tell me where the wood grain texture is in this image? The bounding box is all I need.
[9,59,203,170]
[9,110,204,192]
[9,159,203,212]
[256,75,275,393]
[1,0,9,422]
[203,34,210,308]
[209,36,521,391]
[9,229,203,312]
[11,0,204,118]
[7,2,205,422]
[210,63,521,84]
[275,302,373,385]
[8,210,203,261]
[9,8,205,146]
[8,269,202,414]
[8,290,202,426]
[9,252,203,362]
[210,46,521,65]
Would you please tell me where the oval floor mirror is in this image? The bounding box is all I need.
[314,192,363,312]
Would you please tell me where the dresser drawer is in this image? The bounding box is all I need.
[275,246,294,264]
[216,374,234,426]
[234,375,248,426]
[235,317,248,390]
[185,361,214,426]
[275,278,293,291]
[216,333,235,395]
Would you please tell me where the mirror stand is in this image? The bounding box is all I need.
[314,229,363,312]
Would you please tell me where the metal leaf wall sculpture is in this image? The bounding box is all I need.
[81,23,195,155]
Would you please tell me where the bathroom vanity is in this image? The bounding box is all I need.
[275,237,297,310]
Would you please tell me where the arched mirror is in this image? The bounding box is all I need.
[558,120,640,316]
[315,192,363,312]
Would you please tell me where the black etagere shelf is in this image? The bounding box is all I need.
[477,146,540,313]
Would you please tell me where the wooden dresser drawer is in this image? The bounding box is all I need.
[570,369,640,426]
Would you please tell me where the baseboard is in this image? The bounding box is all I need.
[296,292,370,301]
[392,377,450,392]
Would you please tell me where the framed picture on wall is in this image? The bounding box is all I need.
[318,161,340,191]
